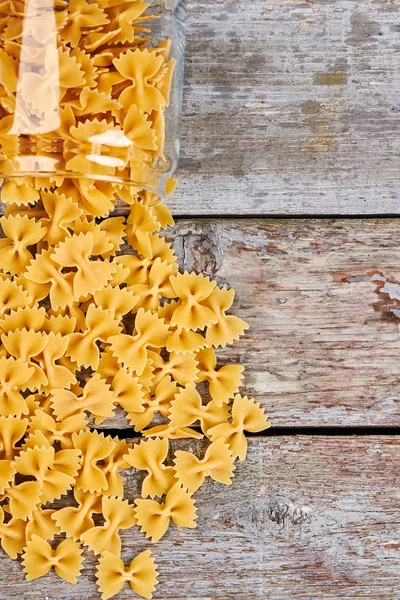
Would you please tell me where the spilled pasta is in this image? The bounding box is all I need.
[0,0,271,598]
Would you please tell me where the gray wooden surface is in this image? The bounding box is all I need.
[3,438,399,600]
[2,1,400,598]
[168,0,400,215]
[101,218,400,429]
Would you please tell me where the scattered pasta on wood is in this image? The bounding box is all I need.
[0,0,270,597]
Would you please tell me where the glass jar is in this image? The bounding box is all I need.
[0,0,186,202]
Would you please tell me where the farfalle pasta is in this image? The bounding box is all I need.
[97,550,158,600]
[0,0,271,596]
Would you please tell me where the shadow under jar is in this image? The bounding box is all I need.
[0,0,186,203]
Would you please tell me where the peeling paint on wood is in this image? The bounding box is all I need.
[102,218,400,429]
[2,438,399,599]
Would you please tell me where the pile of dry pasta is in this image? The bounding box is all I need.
[0,0,271,598]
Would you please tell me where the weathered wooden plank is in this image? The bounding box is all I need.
[2,437,399,599]
[103,218,400,428]
[167,0,400,215]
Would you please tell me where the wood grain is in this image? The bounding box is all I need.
[1,437,399,599]
[102,218,400,429]
[166,0,400,215]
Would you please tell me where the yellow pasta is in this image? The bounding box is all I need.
[0,356,34,416]
[25,508,60,543]
[0,0,271,595]
[67,304,122,369]
[168,272,218,331]
[135,483,197,543]
[22,535,84,583]
[0,505,26,559]
[204,286,249,347]
[196,347,245,407]
[124,437,176,499]
[208,395,272,461]
[72,430,115,494]
[127,376,178,432]
[96,550,158,600]
[169,384,229,434]
[0,214,46,275]
[109,307,169,375]
[52,489,102,542]
[13,443,81,503]
[80,496,137,555]
[174,437,235,493]
[51,375,115,423]
[0,415,28,460]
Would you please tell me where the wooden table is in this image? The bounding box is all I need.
[3,1,400,598]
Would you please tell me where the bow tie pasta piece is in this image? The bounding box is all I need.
[109,308,169,376]
[196,348,244,407]
[169,385,230,435]
[126,201,160,258]
[25,508,60,543]
[151,350,199,387]
[93,285,139,319]
[208,395,271,461]
[168,272,218,331]
[124,438,176,499]
[96,550,158,600]
[1,179,40,207]
[51,232,116,299]
[72,178,118,218]
[71,219,115,257]
[0,306,46,334]
[60,0,109,47]
[0,215,47,275]
[40,190,84,245]
[113,48,166,113]
[111,368,146,415]
[51,374,115,424]
[0,505,26,559]
[0,415,28,460]
[1,329,48,389]
[72,430,116,493]
[203,286,249,348]
[52,489,102,542]
[129,257,176,311]
[80,496,137,555]
[67,304,122,370]
[5,480,42,520]
[33,332,77,393]
[26,409,87,449]
[127,375,178,432]
[0,279,35,317]
[174,437,235,494]
[123,105,158,152]
[0,356,34,416]
[13,444,82,504]
[22,535,84,583]
[25,248,75,310]
[135,483,197,543]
